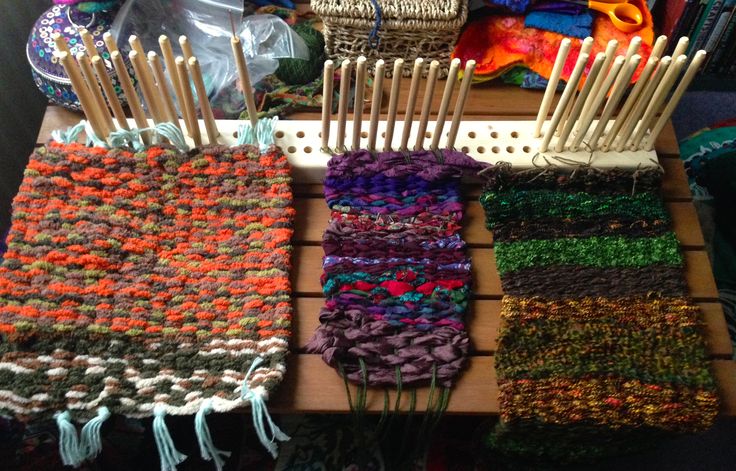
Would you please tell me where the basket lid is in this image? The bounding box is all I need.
[27,4,118,83]
[312,0,465,22]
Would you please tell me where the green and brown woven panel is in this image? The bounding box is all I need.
[480,163,719,464]
[0,141,294,466]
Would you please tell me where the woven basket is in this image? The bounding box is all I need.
[312,0,468,78]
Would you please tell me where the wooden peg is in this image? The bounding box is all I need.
[571,56,625,151]
[540,52,589,153]
[52,33,71,55]
[76,52,113,136]
[601,56,658,151]
[640,39,688,122]
[103,32,118,54]
[644,51,707,151]
[111,50,149,143]
[179,35,195,61]
[400,58,424,151]
[160,35,193,135]
[351,56,368,150]
[336,59,352,153]
[556,37,594,136]
[555,52,606,152]
[447,60,476,149]
[148,51,180,127]
[188,57,219,145]
[615,56,671,152]
[578,39,618,127]
[79,29,97,59]
[57,51,105,141]
[321,60,335,151]
[588,54,642,148]
[650,35,668,59]
[175,56,201,147]
[630,55,687,149]
[383,59,404,152]
[231,35,260,140]
[367,60,385,152]
[415,60,439,151]
[672,37,690,60]
[430,58,461,151]
[91,55,128,130]
[128,35,146,58]
[622,36,642,64]
[534,38,571,137]
[129,50,164,124]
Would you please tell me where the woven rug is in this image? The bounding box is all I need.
[0,141,294,467]
[306,150,487,388]
[480,164,719,463]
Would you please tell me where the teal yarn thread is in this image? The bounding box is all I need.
[276,22,325,85]
[83,120,107,148]
[154,122,189,151]
[195,399,231,471]
[108,122,190,152]
[79,406,111,460]
[52,121,86,144]
[55,411,85,467]
[236,122,255,147]
[240,356,290,458]
[153,406,187,471]
[237,117,278,151]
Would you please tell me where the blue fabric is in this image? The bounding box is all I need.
[525,10,594,39]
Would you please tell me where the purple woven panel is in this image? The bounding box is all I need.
[306,150,488,387]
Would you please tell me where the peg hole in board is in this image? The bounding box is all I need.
[461,146,469,153]
[287,146,296,153]
[318,132,322,138]
[511,131,519,138]
[506,146,515,153]
[468,131,476,138]
[492,146,500,153]
[297,131,305,138]
[425,131,431,138]
[361,131,368,138]
[304,146,313,154]
[491,131,498,138]
[523,146,531,153]
[477,146,486,154]
[381,132,386,138]
[232,131,238,138]
[275,130,285,138]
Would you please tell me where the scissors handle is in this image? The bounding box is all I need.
[589,1,644,33]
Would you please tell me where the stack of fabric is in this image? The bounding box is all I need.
[0,141,294,469]
[481,164,719,463]
[307,150,487,388]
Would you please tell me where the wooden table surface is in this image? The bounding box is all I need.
[35,79,736,416]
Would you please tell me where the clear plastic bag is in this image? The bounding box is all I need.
[110,0,309,117]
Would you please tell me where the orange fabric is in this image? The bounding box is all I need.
[452,1,654,83]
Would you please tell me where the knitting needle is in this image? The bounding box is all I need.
[383,59,403,152]
[352,56,368,150]
[179,35,195,62]
[129,50,164,124]
[578,39,618,128]
[56,51,106,141]
[644,50,707,151]
[630,54,687,149]
[447,60,476,149]
[555,52,605,152]
[188,57,219,145]
[175,56,201,147]
[588,54,641,149]
[430,58,461,151]
[555,36,594,136]
[367,59,385,152]
[52,32,71,55]
[601,56,658,151]
[400,58,424,151]
[148,52,180,128]
[571,56,624,152]
[76,52,114,136]
[540,52,588,153]
[336,59,352,153]
[614,56,671,152]
[231,33,260,144]
[91,55,129,130]
[160,35,193,136]
[321,60,335,152]
[102,32,118,54]
[110,50,149,143]
[534,38,571,137]
[650,35,668,60]
[415,60,439,151]
[79,28,98,59]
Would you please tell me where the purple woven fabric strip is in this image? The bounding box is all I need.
[306,150,488,387]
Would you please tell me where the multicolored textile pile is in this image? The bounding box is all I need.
[481,164,719,463]
[0,142,294,466]
[307,150,487,387]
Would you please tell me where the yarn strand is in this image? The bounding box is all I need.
[79,406,111,461]
[152,406,188,471]
[194,399,231,471]
[55,411,85,467]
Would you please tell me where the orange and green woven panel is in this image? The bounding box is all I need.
[480,164,719,464]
